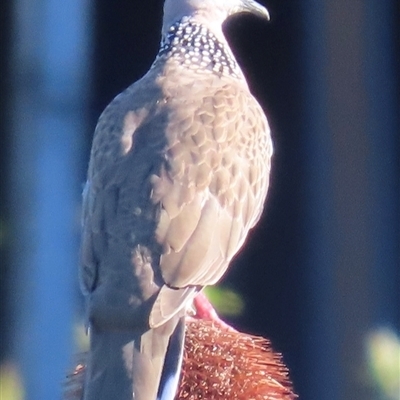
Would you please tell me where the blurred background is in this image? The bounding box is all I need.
[0,0,399,399]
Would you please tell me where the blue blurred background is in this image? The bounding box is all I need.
[0,0,399,399]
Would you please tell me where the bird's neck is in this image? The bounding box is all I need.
[156,16,242,78]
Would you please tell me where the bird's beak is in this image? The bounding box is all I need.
[233,0,270,20]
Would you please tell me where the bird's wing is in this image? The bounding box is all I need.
[149,74,272,326]
[79,75,166,298]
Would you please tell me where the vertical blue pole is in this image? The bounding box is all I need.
[9,0,92,399]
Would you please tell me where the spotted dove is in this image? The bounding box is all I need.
[80,0,272,399]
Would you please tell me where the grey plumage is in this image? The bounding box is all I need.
[80,0,272,399]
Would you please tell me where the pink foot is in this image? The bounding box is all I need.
[193,292,237,332]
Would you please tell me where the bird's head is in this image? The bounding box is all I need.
[162,0,269,36]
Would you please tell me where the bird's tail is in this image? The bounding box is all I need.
[157,317,185,400]
[83,316,185,400]
[83,328,136,400]
[132,314,186,400]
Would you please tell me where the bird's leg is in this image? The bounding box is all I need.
[192,292,237,332]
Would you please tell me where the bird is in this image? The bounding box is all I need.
[79,0,272,399]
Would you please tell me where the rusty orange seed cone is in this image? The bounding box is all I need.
[65,319,297,400]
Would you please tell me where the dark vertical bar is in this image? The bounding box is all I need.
[301,0,398,399]
[364,1,399,329]
[324,2,372,399]
[301,2,340,398]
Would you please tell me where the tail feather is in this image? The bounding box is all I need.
[83,316,185,400]
[157,317,185,400]
[83,329,136,400]
[131,315,185,400]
